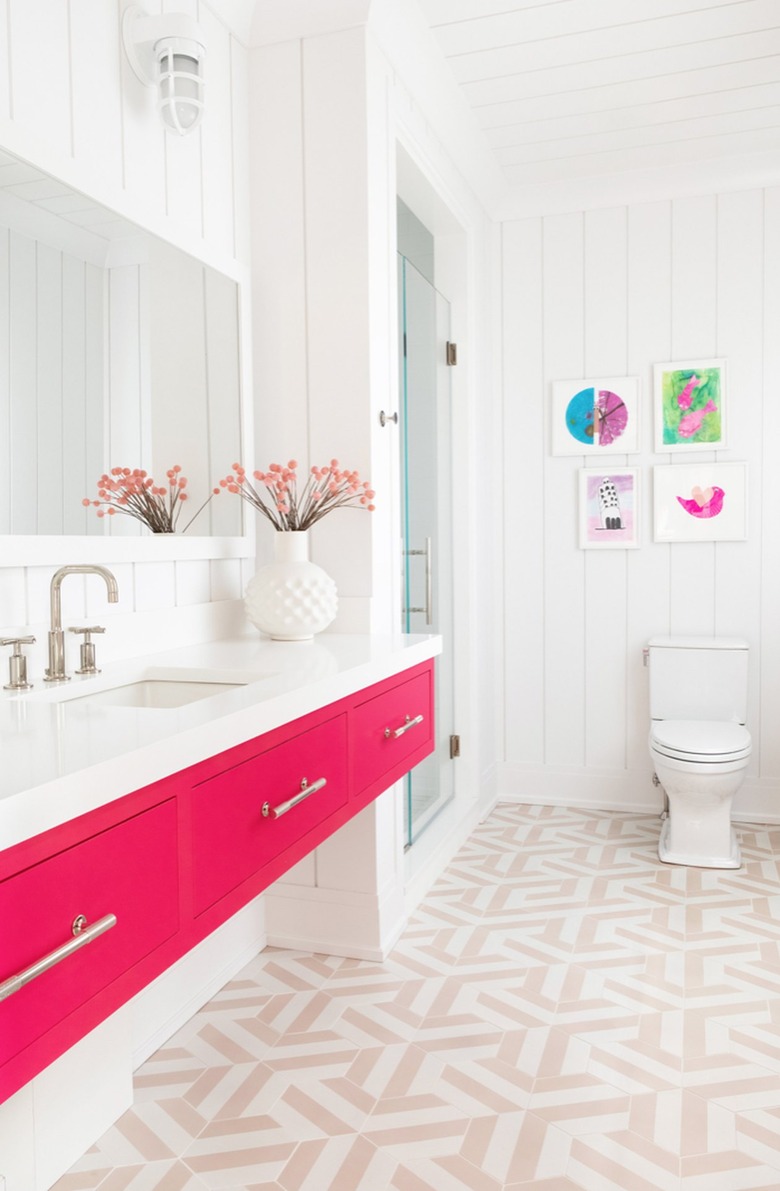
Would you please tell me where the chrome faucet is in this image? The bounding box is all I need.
[45,565,119,683]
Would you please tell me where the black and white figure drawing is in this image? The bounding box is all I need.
[598,477,623,530]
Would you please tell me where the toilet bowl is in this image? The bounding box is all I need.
[646,638,751,869]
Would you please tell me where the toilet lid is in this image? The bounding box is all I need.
[651,719,751,762]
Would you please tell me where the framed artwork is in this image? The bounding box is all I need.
[654,358,726,451]
[653,462,747,542]
[579,468,639,549]
[552,377,640,456]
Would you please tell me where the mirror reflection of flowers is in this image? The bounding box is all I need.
[84,466,219,533]
[220,460,375,531]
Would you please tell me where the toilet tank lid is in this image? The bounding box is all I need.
[647,635,748,650]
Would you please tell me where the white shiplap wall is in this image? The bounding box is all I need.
[0,0,251,650]
[500,186,780,822]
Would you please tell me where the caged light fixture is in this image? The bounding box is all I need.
[122,5,206,136]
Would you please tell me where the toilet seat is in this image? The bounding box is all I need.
[650,719,751,764]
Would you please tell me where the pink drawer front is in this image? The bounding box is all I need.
[190,712,349,916]
[351,666,434,798]
[0,799,179,1071]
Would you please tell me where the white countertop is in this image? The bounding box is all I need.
[0,632,441,852]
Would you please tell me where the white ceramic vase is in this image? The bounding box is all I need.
[244,530,338,641]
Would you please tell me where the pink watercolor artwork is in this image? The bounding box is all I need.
[676,485,725,519]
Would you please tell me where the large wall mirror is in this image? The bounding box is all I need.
[0,147,250,563]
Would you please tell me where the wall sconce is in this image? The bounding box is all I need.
[122,5,206,136]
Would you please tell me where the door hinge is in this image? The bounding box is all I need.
[450,734,461,759]
[446,341,457,366]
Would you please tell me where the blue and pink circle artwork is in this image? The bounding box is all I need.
[565,387,629,448]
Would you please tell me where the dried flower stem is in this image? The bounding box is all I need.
[84,467,220,534]
[219,460,375,532]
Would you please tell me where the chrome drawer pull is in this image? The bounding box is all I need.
[262,776,327,820]
[0,913,117,1003]
[384,713,424,740]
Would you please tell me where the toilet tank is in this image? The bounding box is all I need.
[648,636,749,723]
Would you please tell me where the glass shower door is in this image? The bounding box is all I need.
[398,254,455,847]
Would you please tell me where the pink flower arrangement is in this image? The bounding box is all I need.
[218,459,375,532]
[84,466,219,534]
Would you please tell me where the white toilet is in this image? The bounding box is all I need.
[647,636,751,869]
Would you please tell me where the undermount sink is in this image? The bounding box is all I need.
[68,678,245,709]
[21,667,276,709]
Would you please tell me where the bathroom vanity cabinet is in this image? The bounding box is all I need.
[0,657,434,1105]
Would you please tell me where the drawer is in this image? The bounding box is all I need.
[191,712,348,916]
[352,666,434,796]
[0,799,179,1070]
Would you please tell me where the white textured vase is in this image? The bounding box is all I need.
[244,530,338,641]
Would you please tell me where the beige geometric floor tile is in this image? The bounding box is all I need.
[67,1100,206,1171]
[55,804,780,1191]
[735,1106,780,1170]
[680,1149,780,1190]
[568,1130,680,1191]
[94,1162,212,1191]
[459,1110,573,1183]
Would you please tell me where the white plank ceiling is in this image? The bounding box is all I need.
[418,0,780,187]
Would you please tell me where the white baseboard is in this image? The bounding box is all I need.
[264,879,406,961]
[403,798,486,915]
[130,896,267,1069]
[498,763,780,824]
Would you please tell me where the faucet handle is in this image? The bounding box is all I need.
[0,635,36,690]
[68,625,105,675]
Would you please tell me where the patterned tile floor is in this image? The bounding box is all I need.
[53,805,780,1191]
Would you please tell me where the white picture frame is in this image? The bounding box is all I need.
[579,468,640,549]
[653,462,747,542]
[552,376,640,456]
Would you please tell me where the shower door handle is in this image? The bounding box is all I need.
[403,537,433,626]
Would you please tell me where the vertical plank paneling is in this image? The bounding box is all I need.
[69,0,123,188]
[84,263,105,536]
[303,27,372,594]
[502,218,544,766]
[231,37,250,267]
[0,228,9,534]
[543,212,585,767]
[249,39,307,461]
[163,0,202,237]
[303,28,370,467]
[199,6,234,258]
[626,201,673,773]
[121,0,167,218]
[8,0,71,152]
[62,255,87,535]
[668,195,718,634]
[9,231,36,535]
[148,241,209,517]
[583,206,628,770]
[716,190,764,778]
[204,266,241,535]
[0,0,10,123]
[760,188,780,780]
[108,264,143,535]
[36,243,63,535]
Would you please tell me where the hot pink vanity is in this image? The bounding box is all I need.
[0,650,435,1106]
